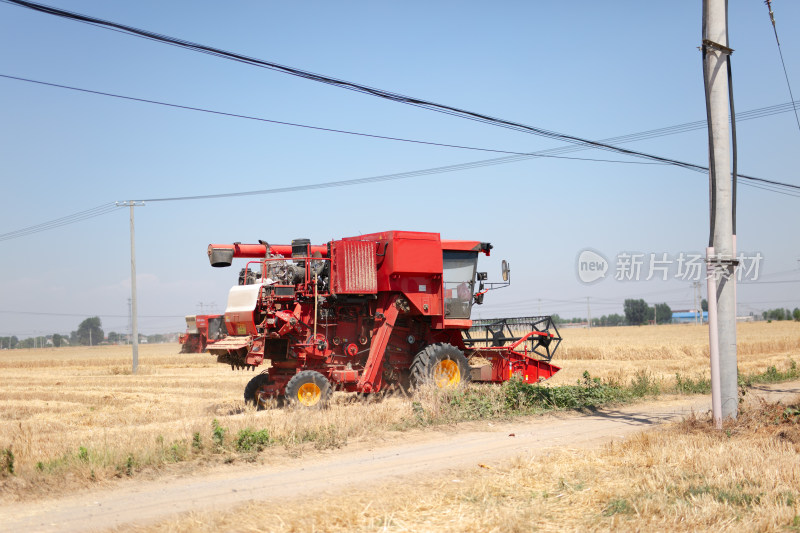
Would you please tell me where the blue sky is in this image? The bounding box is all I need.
[1,1,799,338]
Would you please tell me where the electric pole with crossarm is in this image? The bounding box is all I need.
[702,0,738,426]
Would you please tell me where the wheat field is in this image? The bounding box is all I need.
[1,321,798,506]
[548,321,800,385]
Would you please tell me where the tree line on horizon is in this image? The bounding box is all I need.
[0,317,173,349]
[552,298,800,327]
[551,299,673,327]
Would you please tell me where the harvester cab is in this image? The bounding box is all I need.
[178,313,226,353]
[205,231,561,409]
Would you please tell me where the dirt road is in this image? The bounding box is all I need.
[3,382,799,533]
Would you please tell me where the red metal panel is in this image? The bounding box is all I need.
[442,240,492,256]
[331,240,378,294]
[389,232,442,275]
[330,369,360,383]
[469,349,561,383]
[196,315,208,333]
[441,240,482,251]
[357,294,400,393]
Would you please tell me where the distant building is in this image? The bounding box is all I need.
[672,311,707,324]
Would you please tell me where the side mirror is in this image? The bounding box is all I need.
[476,272,488,281]
[474,293,484,305]
[501,260,510,282]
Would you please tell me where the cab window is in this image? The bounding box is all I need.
[443,251,478,319]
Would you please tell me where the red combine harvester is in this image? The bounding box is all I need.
[179,314,226,353]
[206,231,561,408]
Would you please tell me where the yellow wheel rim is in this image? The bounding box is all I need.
[297,382,322,406]
[433,359,461,388]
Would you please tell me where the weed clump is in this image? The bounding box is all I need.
[740,360,798,387]
[211,419,227,448]
[1,448,14,476]
[235,428,271,452]
[502,370,660,413]
[674,373,711,394]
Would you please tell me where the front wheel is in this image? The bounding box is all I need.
[285,370,332,409]
[410,343,471,389]
[244,373,273,410]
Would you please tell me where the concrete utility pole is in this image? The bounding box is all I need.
[117,201,145,373]
[586,297,591,329]
[127,298,132,345]
[702,0,738,424]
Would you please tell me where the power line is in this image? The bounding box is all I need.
[0,72,665,163]
[0,203,122,242]
[3,73,797,162]
[764,0,800,136]
[3,150,798,241]
[5,1,797,196]
[8,71,800,197]
[0,310,184,318]
[1,2,798,201]
[3,144,798,241]
[739,279,800,285]
[739,179,800,198]
[517,100,800,157]
[0,0,787,176]
[2,97,798,239]
[136,154,800,203]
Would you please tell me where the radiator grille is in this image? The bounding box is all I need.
[331,240,377,294]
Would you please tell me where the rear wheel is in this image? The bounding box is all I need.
[244,373,273,410]
[285,370,332,409]
[410,343,471,389]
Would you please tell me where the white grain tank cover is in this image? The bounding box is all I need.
[185,315,199,334]
[224,284,262,335]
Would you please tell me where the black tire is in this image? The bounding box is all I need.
[410,343,471,390]
[284,370,332,409]
[244,373,272,410]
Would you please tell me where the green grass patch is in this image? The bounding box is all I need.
[673,481,765,508]
[503,370,660,413]
[411,358,799,427]
[674,373,712,394]
[235,428,272,452]
[211,418,227,448]
[740,360,799,387]
[1,448,14,476]
[603,498,634,516]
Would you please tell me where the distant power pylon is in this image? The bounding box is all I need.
[197,301,216,314]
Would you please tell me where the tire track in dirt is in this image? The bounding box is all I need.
[3,382,799,533]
